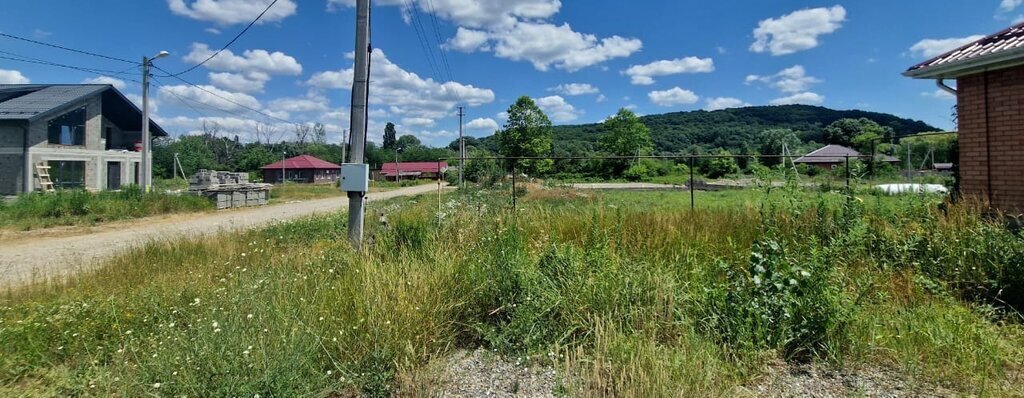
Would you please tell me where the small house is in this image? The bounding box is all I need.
[905,22,1024,212]
[261,155,341,184]
[794,144,900,169]
[380,161,448,181]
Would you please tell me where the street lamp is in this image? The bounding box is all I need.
[141,50,169,192]
[282,151,287,184]
[395,147,403,183]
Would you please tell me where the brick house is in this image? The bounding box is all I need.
[261,155,341,184]
[905,23,1024,213]
[0,84,168,195]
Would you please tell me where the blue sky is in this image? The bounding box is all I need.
[1,0,1021,146]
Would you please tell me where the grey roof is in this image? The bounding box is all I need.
[795,144,900,164]
[905,22,1024,79]
[0,84,167,136]
[0,85,106,120]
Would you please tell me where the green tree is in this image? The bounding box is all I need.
[701,150,740,179]
[236,145,278,173]
[396,134,421,150]
[599,108,652,176]
[496,96,554,175]
[759,129,800,167]
[383,122,397,150]
[823,118,894,149]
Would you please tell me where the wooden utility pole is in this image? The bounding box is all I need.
[346,0,371,249]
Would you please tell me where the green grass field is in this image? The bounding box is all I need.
[0,186,212,230]
[1,186,1022,396]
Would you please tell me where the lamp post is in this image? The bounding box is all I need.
[141,50,169,192]
[282,151,287,184]
[395,148,402,183]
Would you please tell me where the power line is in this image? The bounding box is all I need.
[422,0,454,82]
[152,65,292,124]
[0,51,141,83]
[158,0,281,77]
[403,0,444,83]
[0,32,138,65]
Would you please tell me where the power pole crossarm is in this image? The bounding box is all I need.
[346,0,371,250]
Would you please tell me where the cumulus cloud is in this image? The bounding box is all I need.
[208,72,269,93]
[536,95,581,122]
[329,0,561,29]
[82,76,126,90]
[1000,0,1023,12]
[184,43,302,75]
[268,95,330,114]
[623,57,715,85]
[751,5,846,56]
[168,0,297,25]
[167,0,296,25]
[770,92,825,105]
[307,49,494,122]
[746,65,821,94]
[548,83,599,96]
[909,35,985,58]
[705,97,750,111]
[0,69,30,84]
[444,28,491,52]
[922,89,956,100]
[402,117,436,127]
[465,117,499,131]
[158,84,261,112]
[648,87,699,107]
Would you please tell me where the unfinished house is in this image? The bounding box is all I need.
[0,84,168,195]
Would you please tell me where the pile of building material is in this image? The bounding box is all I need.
[188,170,272,209]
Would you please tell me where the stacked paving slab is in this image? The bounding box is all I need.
[188,170,272,209]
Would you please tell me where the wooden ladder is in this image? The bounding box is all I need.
[35,163,55,193]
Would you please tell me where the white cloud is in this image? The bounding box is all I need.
[1000,0,1023,12]
[548,83,599,96]
[705,97,750,111]
[465,117,499,131]
[184,43,302,76]
[268,95,329,113]
[751,5,846,56]
[444,27,491,52]
[489,21,642,71]
[208,72,269,93]
[595,94,607,103]
[536,95,581,122]
[168,0,297,25]
[922,89,956,100]
[158,84,261,112]
[0,69,30,84]
[308,49,494,122]
[909,35,985,58]
[329,0,561,29]
[770,92,825,105]
[82,76,126,90]
[125,94,158,114]
[402,117,436,127]
[623,57,715,85]
[746,65,821,94]
[648,87,699,107]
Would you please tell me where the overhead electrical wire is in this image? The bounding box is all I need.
[152,64,292,124]
[0,51,141,83]
[422,0,454,83]
[0,32,138,65]
[158,0,281,78]
[403,0,444,83]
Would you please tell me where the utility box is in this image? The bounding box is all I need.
[341,163,370,192]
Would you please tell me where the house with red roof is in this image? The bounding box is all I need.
[905,22,1024,213]
[380,161,448,181]
[260,155,341,184]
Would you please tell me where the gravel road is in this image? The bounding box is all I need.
[0,184,442,287]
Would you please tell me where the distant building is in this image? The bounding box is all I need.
[261,155,340,184]
[380,161,448,180]
[794,144,900,169]
[0,84,169,195]
[905,22,1024,212]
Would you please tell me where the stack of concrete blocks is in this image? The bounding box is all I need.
[187,170,272,210]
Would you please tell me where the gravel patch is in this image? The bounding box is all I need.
[435,349,557,398]
[747,361,958,397]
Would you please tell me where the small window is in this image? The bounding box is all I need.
[47,107,87,146]
[48,160,86,189]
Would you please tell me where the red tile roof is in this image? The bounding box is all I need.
[261,155,340,170]
[380,161,448,176]
[906,22,1024,78]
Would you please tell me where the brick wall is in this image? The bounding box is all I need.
[956,66,1024,214]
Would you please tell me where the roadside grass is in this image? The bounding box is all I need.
[0,186,212,230]
[1,187,1022,396]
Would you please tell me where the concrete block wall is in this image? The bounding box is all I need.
[957,66,1024,213]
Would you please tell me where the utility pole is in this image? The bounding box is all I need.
[346,0,371,249]
[282,151,287,184]
[341,129,348,163]
[457,106,465,188]
[140,51,168,192]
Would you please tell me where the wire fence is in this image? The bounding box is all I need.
[432,153,956,211]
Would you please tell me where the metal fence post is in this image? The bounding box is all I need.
[689,155,695,210]
[511,159,517,211]
[845,155,850,190]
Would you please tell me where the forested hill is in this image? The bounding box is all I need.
[484,105,939,155]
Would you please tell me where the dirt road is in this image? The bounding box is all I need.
[0,184,442,287]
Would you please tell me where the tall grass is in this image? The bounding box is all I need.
[0,186,212,230]
[1,188,1022,396]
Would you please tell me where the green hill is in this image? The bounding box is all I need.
[479,105,939,155]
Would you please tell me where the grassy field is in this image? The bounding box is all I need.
[1,186,1022,396]
[0,186,212,230]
